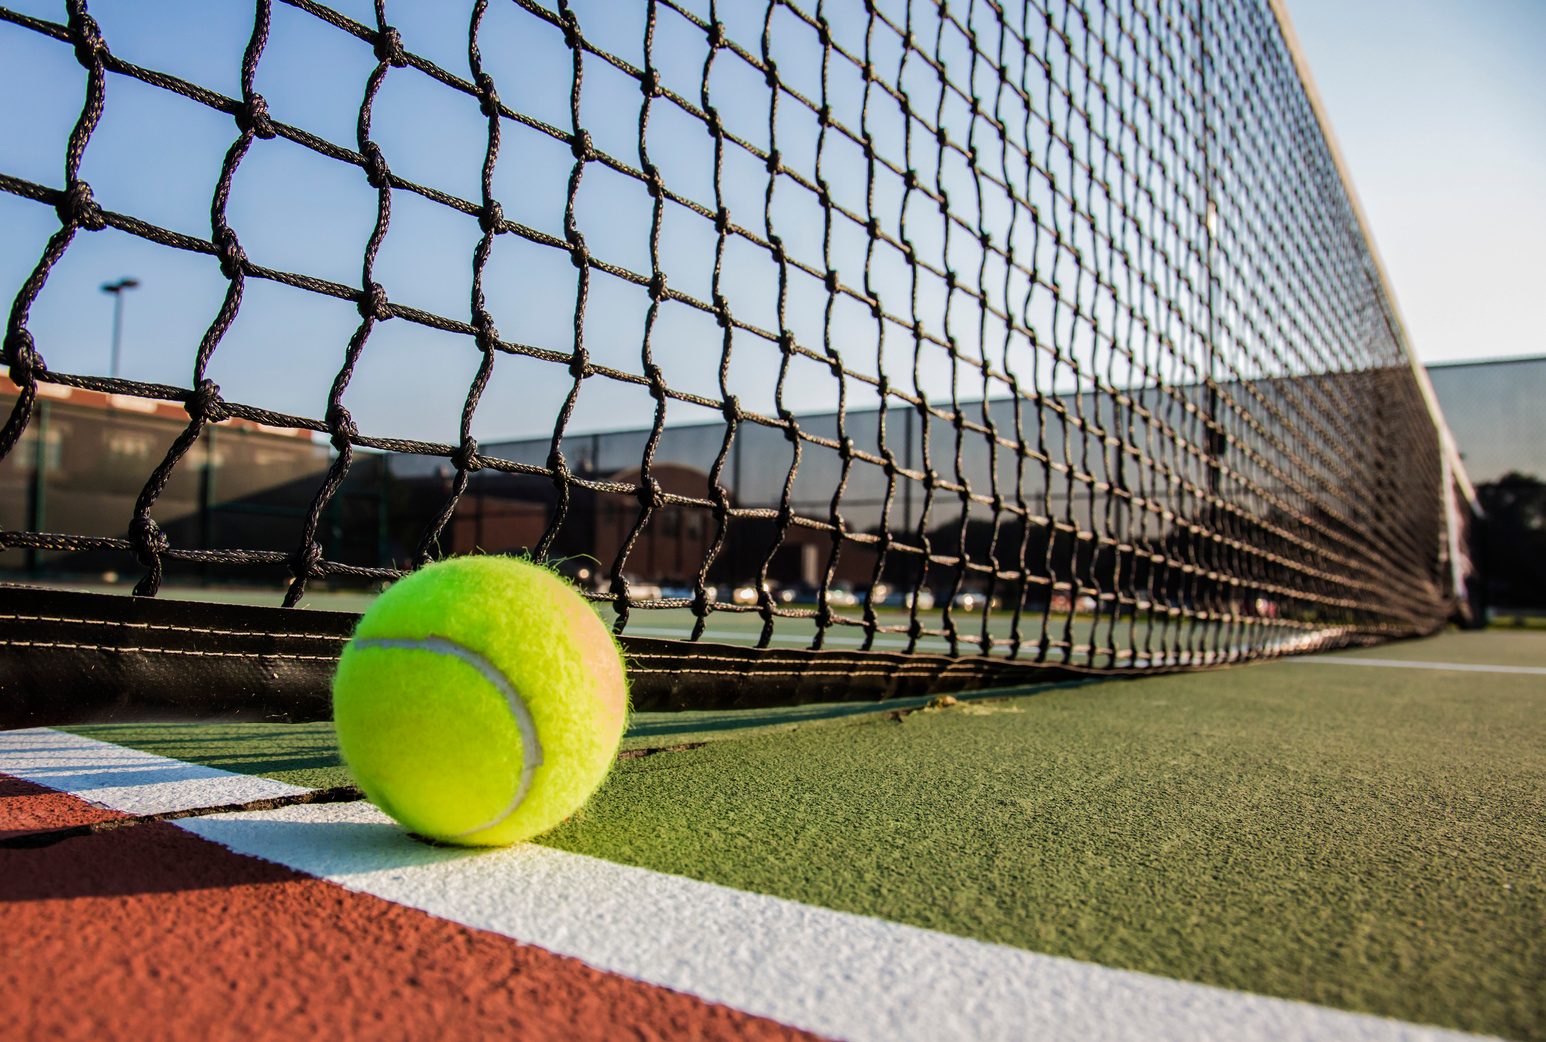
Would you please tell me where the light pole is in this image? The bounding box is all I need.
[101,277,139,379]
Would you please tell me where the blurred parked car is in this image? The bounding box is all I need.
[953,590,990,612]
[886,587,935,611]
[732,582,771,605]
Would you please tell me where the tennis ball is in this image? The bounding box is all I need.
[331,555,627,846]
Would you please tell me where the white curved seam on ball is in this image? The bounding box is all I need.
[353,636,543,837]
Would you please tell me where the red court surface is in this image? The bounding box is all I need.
[1,774,818,1041]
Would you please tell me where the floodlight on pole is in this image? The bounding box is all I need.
[101,277,140,379]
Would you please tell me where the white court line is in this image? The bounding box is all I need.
[1289,657,1546,676]
[0,729,1488,1042]
[181,801,1486,1042]
[0,727,307,815]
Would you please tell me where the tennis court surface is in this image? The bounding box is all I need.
[4,627,1541,1041]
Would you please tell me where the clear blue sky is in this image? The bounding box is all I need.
[1285,0,1546,365]
[1,1,1540,446]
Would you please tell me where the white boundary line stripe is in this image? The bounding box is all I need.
[180,801,1487,1042]
[1288,658,1546,676]
[0,727,306,814]
[0,728,1496,1041]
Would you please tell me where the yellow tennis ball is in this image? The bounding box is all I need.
[331,555,627,846]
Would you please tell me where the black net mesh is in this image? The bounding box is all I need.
[0,0,1471,674]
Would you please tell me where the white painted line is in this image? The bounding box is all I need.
[181,800,1488,1042]
[0,727,308,815]
[1289,657,1546,676]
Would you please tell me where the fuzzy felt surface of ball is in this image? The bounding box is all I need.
[331,555,628,846]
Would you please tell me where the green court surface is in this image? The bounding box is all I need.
[68,631,1546,1040]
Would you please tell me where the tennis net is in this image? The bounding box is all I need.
[0,0,1478,715]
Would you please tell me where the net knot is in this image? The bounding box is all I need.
[547,449,570,483]
[185,380,229,423]
[289,540,323,579]
[570,129,593,162]
[640,68,661,97]
[766,234,785,262]
[5,329,38,373]
[903,168,919,189]
[374,26,407,67]
[648,271,668,302]
[866,216,880,239]
[236,94,277,139]
[326,404,358,450]
[476,73,500,117]
[214,227,247,280]
[712,293,731,329]
[68,10,106,68]
[568,348,591,379]
[778,332,795,355]
[714,207,732,234]
[763,59,779,89]
[128,516,168,566]
[824,269,840,293]
[56,180,105,231]
[361,142,391,190]
[720,394,740,423]
[479,200,504,234]
[706,20,727,48]
[781,415,800,444]
[643,163,664,198]
[703,105,722,137]
[765,149,781,174]
[938,191,951,215]
[472,309,500,350]
[451,437,482,472]
[644,363,666,397]
[566,237,589,270]
[637,476,666,510]
[868,295,882,318]
[358,281,391,321]
[815,18,831,46]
